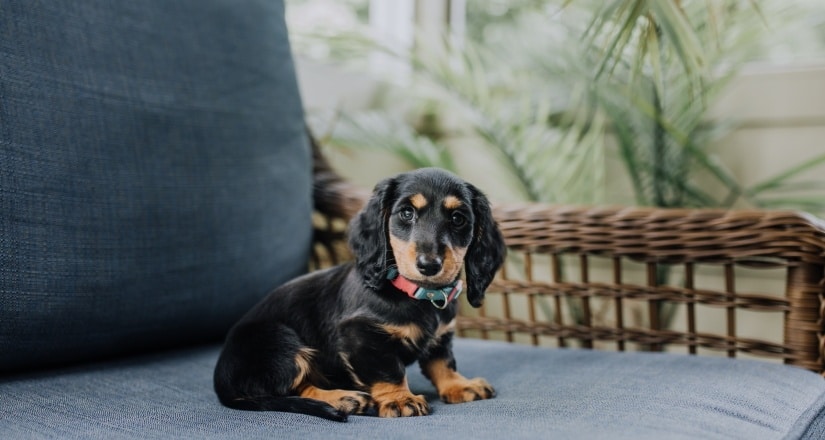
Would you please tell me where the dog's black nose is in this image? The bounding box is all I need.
[416,255,443,276]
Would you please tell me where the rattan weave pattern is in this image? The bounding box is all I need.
[493,204,825,264]
[474,206,825,373]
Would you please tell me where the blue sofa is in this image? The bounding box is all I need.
[3,1,825,439]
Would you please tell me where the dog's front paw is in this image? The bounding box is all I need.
[439,377,495,404]
[376,393,430,418]
[371,381,431,418]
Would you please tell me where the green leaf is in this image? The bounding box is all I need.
[325,111,457,171]
[647,1,706,76]
[745,153,825,197]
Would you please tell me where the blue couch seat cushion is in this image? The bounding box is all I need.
[1,339,823,439]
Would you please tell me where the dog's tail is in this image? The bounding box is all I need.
[221,395,349,422]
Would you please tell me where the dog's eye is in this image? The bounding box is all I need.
[451,212,467,228]
[398,207,415,222]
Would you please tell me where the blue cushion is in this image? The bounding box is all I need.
[1,339,822,439]
[0,0,311,371]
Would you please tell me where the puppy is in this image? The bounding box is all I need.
[213,168,506,422]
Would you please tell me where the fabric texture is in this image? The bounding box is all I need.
[1,339,823,440]
[788,393,825,440]
[0,0,312,372]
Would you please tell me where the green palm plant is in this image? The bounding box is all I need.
[564,0,825,329]
[301,0,825,212]
[319,110,458,171]
[305,29,607,205]
[580,0,825,212]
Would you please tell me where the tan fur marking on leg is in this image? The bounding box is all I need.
[338,352,367,389]
[291,347,317,391]
[422,359,495,404]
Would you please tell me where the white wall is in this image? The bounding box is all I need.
[298,59,825,208]
[711,64,825,190]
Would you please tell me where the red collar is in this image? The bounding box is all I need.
[386,269,463,309]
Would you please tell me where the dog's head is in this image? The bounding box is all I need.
[348,168,506,308]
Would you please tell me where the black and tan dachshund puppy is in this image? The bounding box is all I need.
[213,168,506,422]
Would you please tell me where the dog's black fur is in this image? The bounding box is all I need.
[213,168,506,422]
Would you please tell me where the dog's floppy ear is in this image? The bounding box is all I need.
[348,177,396,290]
[464,184,506,308]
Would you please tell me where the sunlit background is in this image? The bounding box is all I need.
[286,0,825,219]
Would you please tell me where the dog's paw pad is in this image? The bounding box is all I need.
[439,377,495,404]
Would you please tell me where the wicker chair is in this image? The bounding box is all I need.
[311,138,825,377]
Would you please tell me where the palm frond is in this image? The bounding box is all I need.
[322,111,457,171]
[744,153,825,197]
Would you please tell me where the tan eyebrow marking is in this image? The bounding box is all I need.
[443,196,462,209]
[410,193,428,209]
